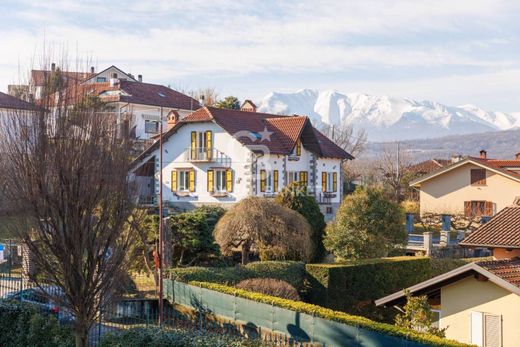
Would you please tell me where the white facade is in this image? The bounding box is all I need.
[132,120,345,218]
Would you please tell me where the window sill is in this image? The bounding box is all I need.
[211,192,229,198]
[175,191,191,197]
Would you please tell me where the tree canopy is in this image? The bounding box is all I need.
[215,96,240,110]
[214,197,312,264]
[275,182,326,262]
[324,187,406,260]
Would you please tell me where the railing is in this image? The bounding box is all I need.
[316,192,335,204]
[184,147,231,166]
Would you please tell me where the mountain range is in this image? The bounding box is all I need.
[257,89,520,142]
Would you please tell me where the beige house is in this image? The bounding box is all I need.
[376,259,520,347]
[410,150,520,217]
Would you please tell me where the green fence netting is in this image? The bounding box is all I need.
[165,280,431,347]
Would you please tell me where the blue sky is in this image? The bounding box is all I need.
[1,0,520,111]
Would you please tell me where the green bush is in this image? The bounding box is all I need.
[0,301,74,347]
[237,278,300,300]
[191,281,471,347]
[167,261,305,291]
[305,257,471,320]
[100,326,267,347]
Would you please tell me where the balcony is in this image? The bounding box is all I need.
[317,192,336,205]
[184,147,231,166]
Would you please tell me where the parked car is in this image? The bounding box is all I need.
[3,286,74,323]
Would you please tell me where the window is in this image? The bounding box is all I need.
[215,170,226,192]
[208,169,233,193]
[471,312,502,347]
[287,171,299,184]
[190,131,213,160]
[266,171,273,192]
[431,310,441,329]
[299,171,308,185]
[322,172,338,192]
[145,120,159,134]
[96,77,107,82]
[260,170,275,193]
[326,207,333,214]
[172,170,195,192]
[471,169,486,186]
[464,201,493,217]
[178,171,190,192]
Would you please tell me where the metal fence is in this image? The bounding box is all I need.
[166,280,434,347]
[0,271,307,346]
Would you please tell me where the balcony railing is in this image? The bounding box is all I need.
[184,147,231,166]
[316,192,336,204]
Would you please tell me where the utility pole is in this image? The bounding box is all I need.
[158,106,164,326]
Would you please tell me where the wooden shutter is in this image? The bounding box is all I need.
[260,170,266,192]
[464,201,471,217]
[470,312,483,346]
[322,172,327,192]
[205,131,213,160]
[296,139,301,156]
[300,171,308,185]
[484,201,493,216]
[191,131,197,159]
[484,314,501,347]
[171,171,177,191]
[226,169,233,192]
[273,170,279,192]
[189,170,196,192]
[207,169,214,192]
[333,172,337,192]
[471,169,486,186]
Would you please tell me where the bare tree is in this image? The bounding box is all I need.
[318,122,367,157]
[191,87,219,106]
[378,142,414,202]
[0,62,138,347]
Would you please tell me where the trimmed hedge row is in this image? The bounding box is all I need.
[191,281,472,347]
[100,326,267,347]
[305,256,482,316]
[167,261,306,291]
[0,301,74,347]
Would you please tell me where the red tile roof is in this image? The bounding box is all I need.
[132,106,353,165]
[461,204,520,249]
[0,92,40,111]
[31,69,93,86]
[478,258,520,288]
[406,159,451,175]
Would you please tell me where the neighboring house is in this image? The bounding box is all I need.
[406,158,452,176]
[240,99,257,112]
[410,150,520,217]
[0,91,40,115]
[460,200,520,260]
[129,106,353,218]
[376,259,520,347]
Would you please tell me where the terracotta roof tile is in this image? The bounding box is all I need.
[477,258,520,288]
[406,159,451,175]
[461,205,520,248]
[132,107,353,165]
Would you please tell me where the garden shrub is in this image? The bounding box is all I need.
[167,261,305,291]
[0,301,74,347]
[100,326,268,347]
[237,278,300,301]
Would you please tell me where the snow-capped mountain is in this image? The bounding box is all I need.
[257,89,520,142]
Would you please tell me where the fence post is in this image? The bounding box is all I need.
[424,231,433,256]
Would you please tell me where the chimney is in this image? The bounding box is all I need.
[480,149,487,159]
[90,66,95,74]
[138,74,143,82]
[516,153,520,160]
[51,63,56,72]
[167,111,179,130]
[199,95,205,106]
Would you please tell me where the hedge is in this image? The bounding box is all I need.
[0,301,74,347]
[100,326,267,347]
[167,261,306,291]
[190,281,472,347]
[305,256,483,317]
